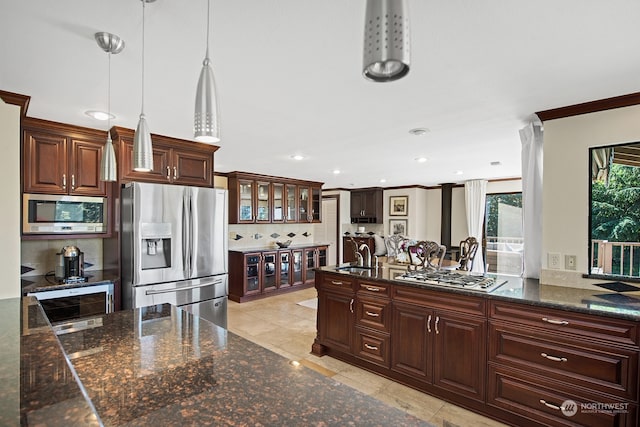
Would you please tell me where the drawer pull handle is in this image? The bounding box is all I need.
[435,316,440,334]
[331,280,344,285]
[539,399,563,411]
[364,343,378,351]
[365,286,381,292]
[427,314,432,333]
[365,311,379,317]
[541,317,569,326]
[541,352,567,363]
[349,298,354,313]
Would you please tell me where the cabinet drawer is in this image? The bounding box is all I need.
[356,296,390,332]
[318,273,354,292]
[358,280,390,298]
[488,366,637,427]
[354,327,390,368]
[490,323,638,401]
[490,301,639,347]
[393,286,485,316]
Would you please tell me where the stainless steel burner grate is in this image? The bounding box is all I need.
[397,269,505,293]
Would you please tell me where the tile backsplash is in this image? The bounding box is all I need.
[228,223,322,250]
[21,238,103,276]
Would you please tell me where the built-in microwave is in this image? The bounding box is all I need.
[23,193,107,234]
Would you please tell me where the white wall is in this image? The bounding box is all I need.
[541,104,640,287]
[0,100,21,299]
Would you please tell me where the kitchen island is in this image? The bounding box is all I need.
[313,263,640,427]
[5,296,432,426]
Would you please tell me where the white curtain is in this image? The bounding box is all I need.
[591,147,613,185]
[465,179,487,273]
[519,123,543,279]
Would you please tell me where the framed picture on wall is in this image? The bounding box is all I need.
[390,219,407,235]
[389,196,408,216]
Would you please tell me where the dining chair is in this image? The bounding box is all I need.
[457,236,479,271]
[407,240,447,270]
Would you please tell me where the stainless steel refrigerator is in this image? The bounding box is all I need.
[121,182,228,328]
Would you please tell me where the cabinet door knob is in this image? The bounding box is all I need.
[71,174,75,190]
[435,316,440,334]
[166,166,171,180]
[427,314,432,333]
[349,298,354,313]
[62,174,66,189]
[173,166,178,179]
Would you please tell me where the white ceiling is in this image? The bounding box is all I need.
[2,0,640,189]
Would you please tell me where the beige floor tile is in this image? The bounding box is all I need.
[226,286,508,427]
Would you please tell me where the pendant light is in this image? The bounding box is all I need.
[95,32,124,182]
[133,0,155,172]
[194,0,220,143]
[363,0,411,82]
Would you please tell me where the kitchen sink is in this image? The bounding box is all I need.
[334,266,375,274]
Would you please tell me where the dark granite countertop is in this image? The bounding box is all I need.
[8,297,432,426]
[316,262,640,321]
[21,270,118,295]
[230,242,330,253]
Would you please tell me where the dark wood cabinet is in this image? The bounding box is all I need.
[111,126,217,187]
[350,188,383,223]
[487,300,639,426]
[23,118,107,197]
[227,172,322,224]
[229,245,327,302]
[391,293,486,402]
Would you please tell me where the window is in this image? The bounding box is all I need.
[484,193,523,276]
[590,142,640,278]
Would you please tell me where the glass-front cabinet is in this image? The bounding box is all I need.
[286,184,297,222]
[256,181,271,223]
[228,172,322,224]
[229,245,328,302]
[273,183,284,222]
[244,254,261,295]
[262,252,277,292]
[292,249,304,285]
[299,187,310,222]
[238,179,254,223]
[279,251,291,288]
[304,246,328,284]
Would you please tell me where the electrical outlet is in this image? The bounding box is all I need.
[548,252,562,270]
[565,255,577,270]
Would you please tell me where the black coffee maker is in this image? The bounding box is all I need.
[55,246,86,283]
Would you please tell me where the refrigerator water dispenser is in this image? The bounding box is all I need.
[140,223,172,270]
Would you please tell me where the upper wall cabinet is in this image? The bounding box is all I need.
[23,118,108,197]
[350,188,383,223]
[228,172,323,224]
[111,127,218,188]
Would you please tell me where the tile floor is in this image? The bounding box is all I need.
[227,286,508,427]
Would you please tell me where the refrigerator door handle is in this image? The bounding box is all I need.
[145,279,223,295]
[182,191,193,278]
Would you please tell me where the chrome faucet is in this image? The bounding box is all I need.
[359,244,372,268]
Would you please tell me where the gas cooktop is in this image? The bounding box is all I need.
[396,269,506,293]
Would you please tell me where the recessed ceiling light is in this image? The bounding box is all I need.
[490,161,502,166]
[333,169,341,174]
[454,170,464,175]
[291,155,305,160]
[379,178,386,183]
[85,110,114,121]
[409,128,429,136]
[415,157,427,163]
